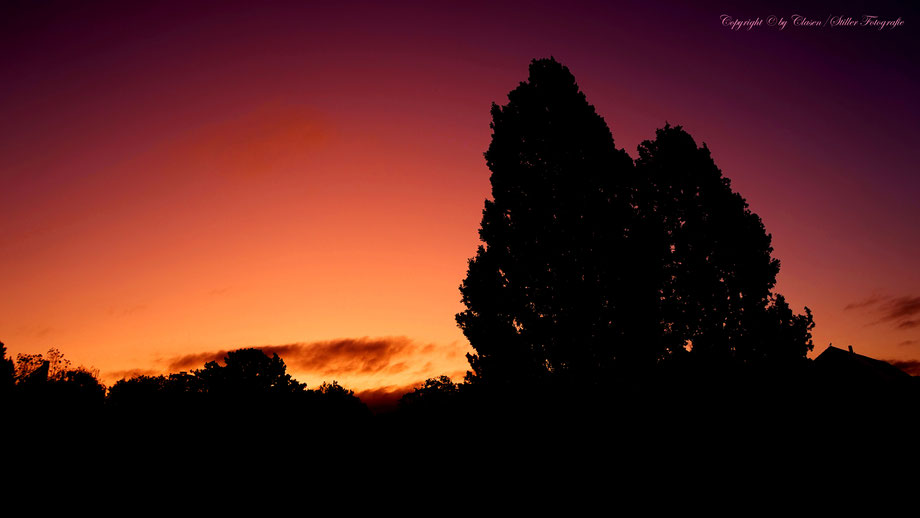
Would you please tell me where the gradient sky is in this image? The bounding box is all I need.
[2,0,918,396]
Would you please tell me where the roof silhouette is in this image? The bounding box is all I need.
[814,345,911,382]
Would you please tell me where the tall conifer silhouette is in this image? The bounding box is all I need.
[635,125,813,364]
[457,58,636,385]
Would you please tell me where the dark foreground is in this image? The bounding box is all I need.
[5,368,916,490]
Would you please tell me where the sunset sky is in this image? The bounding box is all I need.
[2,0,918,398]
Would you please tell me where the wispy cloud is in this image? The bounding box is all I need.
[104,368,160,380]
[845,295,920,331]
[272,338,420,376]
[844,295,888,311]
[880,296,920,323]
[160,336,464,381]
[166,351,229,372]
[103,337,469,400]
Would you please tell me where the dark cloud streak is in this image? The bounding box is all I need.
[105,368,161,380]
[880,296,920,322]
[166,351,230,372]
[161,336,442,377]
[844,295,887,311]
[846,295,920,332]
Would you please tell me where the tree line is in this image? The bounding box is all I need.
[0,343,371,426]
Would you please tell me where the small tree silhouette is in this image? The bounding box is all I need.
[398,376,459,410]
[195,348,305,395]
[312,381,371,419]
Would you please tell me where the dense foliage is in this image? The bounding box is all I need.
[458,58,814,387]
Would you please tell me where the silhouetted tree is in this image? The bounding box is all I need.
[398,376,460,411]
[634,124,814,364]
[194,348,305,396]
[107,375,167,405]
[7,347,105,416]
[311,381,371,419]
[749,294,815,365]
[0,342,14,398]
[12,347,88,384]
[459,60,814,389]
[457,58,637,386]
[107,373,210,424]
[52,368,106,408]
[317,380,358,399]
[14,352,47,382]
[45,348,72,380]
[163,371,205,395]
